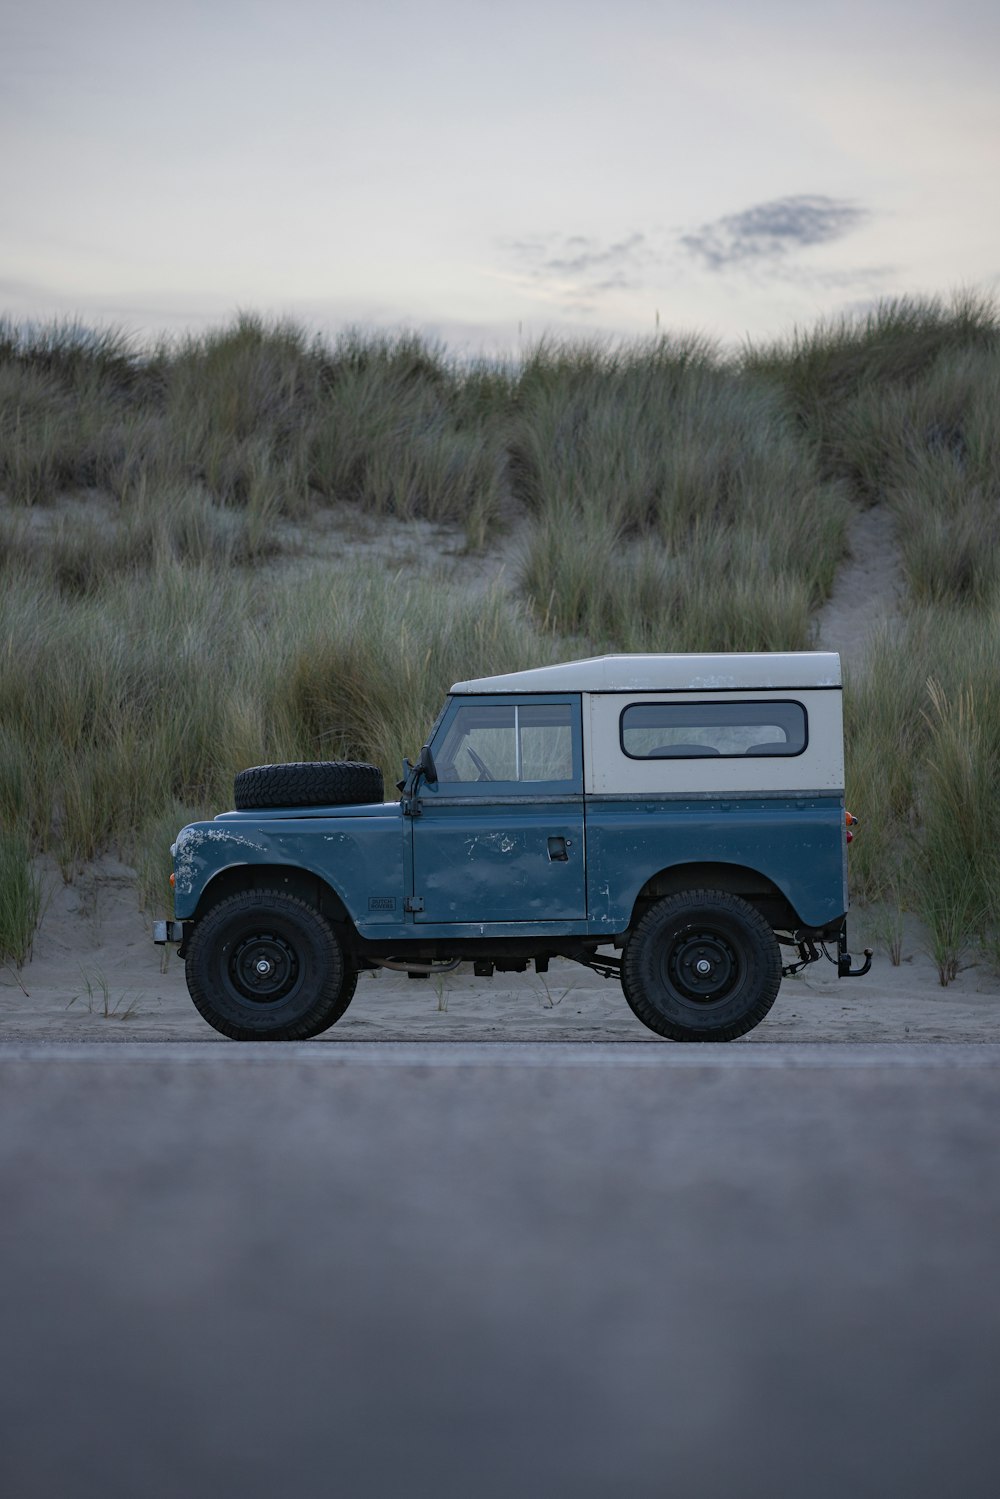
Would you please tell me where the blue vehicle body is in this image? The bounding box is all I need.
[171,689,848,945]
[172,792,846,939]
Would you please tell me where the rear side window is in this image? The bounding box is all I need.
[620,700,807,759]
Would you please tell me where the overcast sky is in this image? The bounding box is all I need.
[2,0,998,350]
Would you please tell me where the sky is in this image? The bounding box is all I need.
[1,0,999,351]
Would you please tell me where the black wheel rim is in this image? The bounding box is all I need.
[667,928,740,1004]
[227,931,300,1006]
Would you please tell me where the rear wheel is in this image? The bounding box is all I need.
[185,889,357,1041]
[622,890,781,1042]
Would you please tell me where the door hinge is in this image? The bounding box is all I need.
[404,895,424,913]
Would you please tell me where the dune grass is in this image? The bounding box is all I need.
[741,292,1000,975]
[513,337,847,651]
[3,297,1000,968]
[0,314,509,549]
[0,545,561,902]
[741,291,1000,489]
[744,292,1000,606]
[845,608,1000,980]
[0,829,41,966]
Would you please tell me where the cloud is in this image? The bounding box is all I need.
[499,231,650,313]
[680,195,869,272]
[500,200,878,315]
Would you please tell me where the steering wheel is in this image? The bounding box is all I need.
[466,747,495,781]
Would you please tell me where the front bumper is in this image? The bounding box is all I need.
[153,920,188,945]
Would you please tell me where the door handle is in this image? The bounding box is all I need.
[547,836,570,862]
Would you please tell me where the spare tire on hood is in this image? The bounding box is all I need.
[233,761,384,811]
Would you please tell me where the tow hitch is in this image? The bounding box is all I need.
[838,812,872,975]
[838,925,873,978]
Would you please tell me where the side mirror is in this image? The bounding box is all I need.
[398,743,438,805]
[417,742,438,786]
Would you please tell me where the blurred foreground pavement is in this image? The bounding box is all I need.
[1,1041,998,1499]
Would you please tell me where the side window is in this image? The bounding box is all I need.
[437,702,576,784]
[621,700,807,758]
[439,704,517,782]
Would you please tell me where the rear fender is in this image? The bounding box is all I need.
[630,862,802,931]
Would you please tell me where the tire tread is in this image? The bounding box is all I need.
[233,761,383,811]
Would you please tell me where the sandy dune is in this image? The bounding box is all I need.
[6,499,996,1047]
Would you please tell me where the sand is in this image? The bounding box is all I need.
[2,852,999,1045]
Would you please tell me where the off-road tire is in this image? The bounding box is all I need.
[234,761,383,811]
[185,888,357,1041]
[622,889,781,1042]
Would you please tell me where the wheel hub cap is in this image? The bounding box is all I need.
[669,931,739,1003]
[230,933,299,1004]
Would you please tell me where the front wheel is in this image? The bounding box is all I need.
[185,889,357,1041]
[622,890,781,1042]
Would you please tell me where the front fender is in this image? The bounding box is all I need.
[172,805,405,926]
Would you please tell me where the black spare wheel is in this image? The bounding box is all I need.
[234,761,383,810]
[185,889,357,1040]
[622,889,781,1042]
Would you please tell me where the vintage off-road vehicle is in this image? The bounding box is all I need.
[154,652,871,1042]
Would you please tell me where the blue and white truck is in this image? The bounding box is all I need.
[155,651,871,1041]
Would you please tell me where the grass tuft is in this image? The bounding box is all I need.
[0,831,41,966]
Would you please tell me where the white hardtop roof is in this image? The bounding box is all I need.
[451,652,842,695]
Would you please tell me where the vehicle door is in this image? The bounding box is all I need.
[411,695,586,923]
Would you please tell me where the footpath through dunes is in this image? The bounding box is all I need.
[814,503,906,673]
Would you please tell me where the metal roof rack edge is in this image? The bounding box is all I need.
[450,652,842,694]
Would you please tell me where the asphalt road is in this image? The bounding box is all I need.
[2,1042,999,1499]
